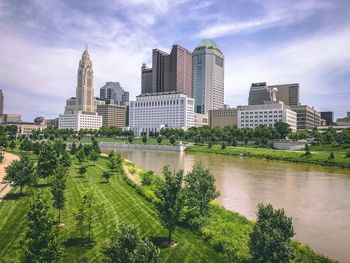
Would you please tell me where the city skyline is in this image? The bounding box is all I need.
[1,0,350,120]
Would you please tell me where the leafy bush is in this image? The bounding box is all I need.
[221,142,226,149]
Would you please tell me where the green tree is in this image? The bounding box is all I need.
[184,162,219,217]
[76,148,85,163]
[328,152,335,160]
[4,153,36,194]
[70,142,77,154]
[128,135,133,143]
[141,170,154,186]
[274,122,291,139]
[304,144,311,157]
[249,204,295,263]
[157,136,162,144]
[90,150,99,164]
[221,142,226,149]
[91,138,101,154]
[101,171,112,183]
[169,135,176,145]
[142,136,147,144]
[9,140,16,149]
[78,166,87,178]
[74,188,105,240]
[102,223,160,263]
[22,194,62,262]
[155,165,184,244]
[50,165,68,224]
[37,143,58,180]
[208,141,212,148]
[59,151,71,168]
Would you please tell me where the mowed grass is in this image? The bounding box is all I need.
[186,145,350,168]
[0,156,226,262]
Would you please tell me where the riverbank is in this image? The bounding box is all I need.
[185,145,350,168]
[121,159,335,263]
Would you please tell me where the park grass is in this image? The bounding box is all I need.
[0,156,227,262]
[186,145,350,168]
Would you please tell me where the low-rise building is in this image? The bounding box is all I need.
[3,122,47,135]
[0,113,22,123]
[208,107,237,128]
[46,118,59,128]
[335,112,350,126]
[59,112,102,131]
[194,113,208,127]
[97,104,126,128]
[237,101,297,131]
[290,105,321,130]
[129,92,194,136]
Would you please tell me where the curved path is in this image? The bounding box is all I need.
[0,152,19,200]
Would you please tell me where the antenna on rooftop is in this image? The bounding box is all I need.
[85,43,88,51]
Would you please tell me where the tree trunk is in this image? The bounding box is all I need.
[20,185,23,194]
[168,229,172,244]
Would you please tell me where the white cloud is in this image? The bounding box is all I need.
[224,25,350,117]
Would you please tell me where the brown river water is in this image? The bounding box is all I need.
[104,148,350,262]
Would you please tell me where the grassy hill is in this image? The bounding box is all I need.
[0,156,226,262]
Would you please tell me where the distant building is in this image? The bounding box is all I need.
[0,89,3,115]
[290,105,321,130]
[194,113,208,127]
[100,82,129,105]
[3,122,47,135]
[320,112,334,125]
[97,104,126,128]
[129,92,194,136]
[192,39,224,114]
[208,108,237,128]
[0,113,22,123]
[248,82,300,106]
[59,48,102,131]
[46,118,59,128]
[141,64,153,94]
[142,45,193,97]
[238,101,297,131]
[336,112,350,126]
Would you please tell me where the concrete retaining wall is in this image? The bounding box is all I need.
[99,142,184,152]
[273,141,306,151]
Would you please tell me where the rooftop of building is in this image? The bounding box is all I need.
[197,39,220,49]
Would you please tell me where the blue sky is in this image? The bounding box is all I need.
[1,0,350,121]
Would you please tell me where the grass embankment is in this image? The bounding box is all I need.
[0,155,226,262]
[185,145,350,168]
[67,137,182,146]
[123,162,335,263]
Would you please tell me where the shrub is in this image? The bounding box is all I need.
[346,151,350,158]
[128,135,133,143]
[328,152,335,160]
[141,171,154,186]
[221,142,226,149]
[170,136,176,145]
[157,136,162,144]
[208,141,212,148]
[231,140,237,147]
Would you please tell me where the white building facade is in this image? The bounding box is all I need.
[129,92,194,136]
[237,102,297,131]
[59,113,102,131]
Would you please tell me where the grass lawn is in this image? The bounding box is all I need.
[0,156,226,262]
[186,145,350,168]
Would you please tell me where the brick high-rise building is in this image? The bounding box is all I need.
[141,45,193,97]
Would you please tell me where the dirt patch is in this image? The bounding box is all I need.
[0,152,20,200]
[123,164,141,185]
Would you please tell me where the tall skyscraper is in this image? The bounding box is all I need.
[141,63,152,94]
[142,45,193,97]
[100,82,129,105]
[76,49,95,113]
[192,39,224,113]
[59,48,102,131]
[0,89,3,115]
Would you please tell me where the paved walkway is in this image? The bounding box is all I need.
[0,152,19,200]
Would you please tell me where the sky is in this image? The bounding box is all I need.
[0,0,350,121]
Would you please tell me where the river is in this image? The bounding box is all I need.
[106,148,350,262]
